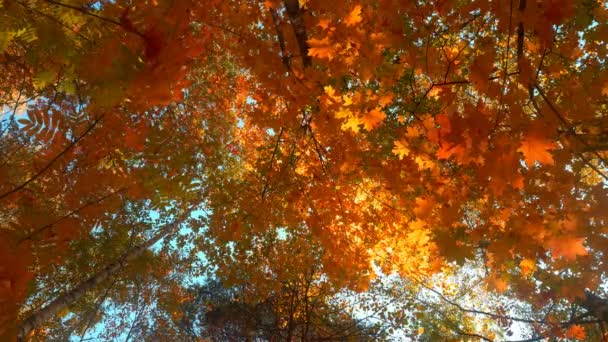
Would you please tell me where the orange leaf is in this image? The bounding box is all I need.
[565,325,586,340]
[518,127,557,167]
[344,5,362,26]
[488,274,509,293]
[125,127,145,151]
[361,107,385,131]
[308,37,334,60]
[519,258,536,277]
[548,236,587,260]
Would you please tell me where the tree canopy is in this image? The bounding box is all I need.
[1,0,608,340]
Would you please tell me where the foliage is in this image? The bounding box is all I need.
[1,0,608,340]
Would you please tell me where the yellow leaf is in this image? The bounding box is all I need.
[519,258,536,277]
[335,107,352,119]
[342,94,353,106]
[392,140,410,159]
[341,117,360,132]
[428,86,442,99]
[33,70,57,90]
[324,85,341,103]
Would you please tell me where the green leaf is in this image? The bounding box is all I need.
[15,27,38,43]
[0,31,15,53]
[33,70,57,90]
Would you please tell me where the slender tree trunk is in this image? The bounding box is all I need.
[16,206,196,341]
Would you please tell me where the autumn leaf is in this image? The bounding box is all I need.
[548,236,587,260]
[519,258,536,277]
[344,5,362,27]
[602,81,608,97]
[469,51,495,91]
[323,85,341,103]
[378,93,393,107]
[341,117,361,132]
[125,127,145,151]
[488,273,509,293]
[518,126,558,167]
[335,107,352,119]
[361,107,385,131]
[308,37,334,60]
[392,140,410,160]
[565,325,586,340]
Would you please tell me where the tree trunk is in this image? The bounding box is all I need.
[16,206,196,341]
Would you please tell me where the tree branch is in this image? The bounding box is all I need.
[282,0,312,67]
[0,114,104,201]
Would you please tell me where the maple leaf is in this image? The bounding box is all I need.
[361,107,385,131]
[414,197,433,219]
[334,107,352,119]
[392,140,410,160]
[341,117,361,132]
[318,18,332,30]
[565,325,586,340]
[548,236,587,260]
[125,127,145,151]
[378,93,394,107]
[323,85,341,103]
[518,126,558,167]
[469,51,495,91]
[344,5,362,27]
[488,273,509,293]
[519,258,536,277]
[308,37,334,60]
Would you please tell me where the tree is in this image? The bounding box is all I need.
[15,204,197,341]
[203,0,608,335]
[2,0,608,340]
[0,1,215,337]
[148,227,385,341]
[0,16,237,338]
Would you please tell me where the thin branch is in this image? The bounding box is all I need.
[0,114,104,201]
[533,84,608,181]
[270,9,291,72]
[43,0,146,39]
[261,127,284,202]
[415,279,545,325]
[516,0,527,60]
[15,0,93,42]
[78,278,119,342]
[18,187,125,244]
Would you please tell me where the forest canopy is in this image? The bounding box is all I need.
[1,0,608,340]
